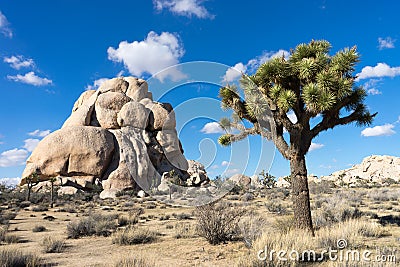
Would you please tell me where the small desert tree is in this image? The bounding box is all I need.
[259,170,276,189]
[218,40,375,234]
[26,172,40,201]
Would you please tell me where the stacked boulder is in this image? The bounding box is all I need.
[20,77,208,198]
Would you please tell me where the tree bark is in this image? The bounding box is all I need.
[290,154,314,235]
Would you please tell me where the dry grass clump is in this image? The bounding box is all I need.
[114,255,155,267]
[118,208,144,226]
[237,212,266,248]
[174,222,196,239]
[41,236,66,253]
[67,212,117,238]
[367,188,400,202]
[112,226,157,245]
[312,194,362,228]
[195,202,246,245]
[32,225,46,232]
[0,248,42,267]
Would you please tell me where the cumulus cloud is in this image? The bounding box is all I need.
[222,49,289,82]
[108,31,185,82]
[361,124,396,137]
[86,78,110,91]
[0,177,20,187]
[200,122,225,134]
[0,11,12,38]
[28,129,50,137]
[221,160,231,166]
[154,0,213,18]
[309,142,324,152]
[356,63,400,81]
[378,37,395,50]
[23,139,40,152]
[223,63,246,82]
[7,71,52,86]
[4,55,34,69]
[0,149,28,167]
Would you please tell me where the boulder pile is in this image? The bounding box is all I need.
[20,77,208,198]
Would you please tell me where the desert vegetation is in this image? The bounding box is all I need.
[0,180,399,266]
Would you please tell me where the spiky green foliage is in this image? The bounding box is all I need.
[218,40,376,155]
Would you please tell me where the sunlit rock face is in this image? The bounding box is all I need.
[20,77,208,198]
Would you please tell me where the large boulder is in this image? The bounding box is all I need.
[20,76,209,198]
[21,126,115,185]
[95,92,131,129]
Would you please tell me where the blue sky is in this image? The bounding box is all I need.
[0,0,400,185]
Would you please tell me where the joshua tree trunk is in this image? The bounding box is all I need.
[290,153,314,235]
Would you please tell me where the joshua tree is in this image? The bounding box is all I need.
[259,170,276,189]
[26,172,40,201]
[218,40,375,234]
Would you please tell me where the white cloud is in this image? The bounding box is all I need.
[221,160,231,166]
[361,124,396,137]
[154,0,213,18]
[200,122,225,134]
[0,149,28,167]
[28,129,50,137]
[378,37,395,50]
[86,78,110,90]
[356,63,400,81]
[222,49,290,82]
[223,63,246,82]
[0,11,12,38]
[309,142,324,152]
[7,71,52,86]
[367,88,382,95]
[107,31,185,82]
[210,164,219,170]
[23,139,40,152]
[247,50,290,72]
[4,55,34,69]
[363,78,382,95]
[0,177,20,187]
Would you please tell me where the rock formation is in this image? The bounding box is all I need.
[320,155,400,187]
[20,77,208,198]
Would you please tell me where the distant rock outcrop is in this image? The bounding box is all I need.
[321,155,400,187]
[20,77,209,198]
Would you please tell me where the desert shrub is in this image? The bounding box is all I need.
[0,225,7,242]
[0,249,41,267]
[174,222,196,239]
[118,208,144,226]
[312,194,362,228]
[309,180,334,195]
[367,188,400,202]
[114,255,155,267]
[265,200,287,215]
[265,187,290,200]
[174,212,191,220]
[158,214,170,221]
[4,234,20,244]
[241,193,254,202]
[32,205,48,212]
[18,201,31,208]
[112,226,157,245]
[272,215,295,235]
[67,213,117,238]
[0,211,16,225]
[195,202,246,245]
[237,213,266,248]
[41,236,66,253]
[32,225,46,232]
